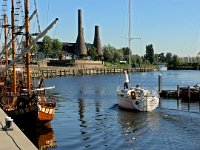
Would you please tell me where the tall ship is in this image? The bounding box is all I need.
[0,0,58,125]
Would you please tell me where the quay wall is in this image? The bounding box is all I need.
[0,108,37,150]
[26,67,156,78]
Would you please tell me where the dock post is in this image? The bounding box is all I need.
[177,85,180,99]
[64,70,66,76]
[158,74,162,107]
[177,85,180,109]
[188,85,190,99]
[158,74,162,93]
[188,85,190,110]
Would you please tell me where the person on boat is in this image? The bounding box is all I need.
[123,70,129,89]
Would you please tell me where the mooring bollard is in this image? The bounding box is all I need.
[3,117,13,131]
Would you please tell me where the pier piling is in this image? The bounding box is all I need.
[158,74,162,93]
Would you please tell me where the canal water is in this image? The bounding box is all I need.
[26,70,200,149]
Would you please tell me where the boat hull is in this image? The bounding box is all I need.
[5,105,38,125]
[118,94,136,110]
[117,87,159,112]
[38,103,55,125]
[2,100,56,126]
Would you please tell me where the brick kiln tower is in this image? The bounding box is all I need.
[93,26,103,56]
[74,9,87,58]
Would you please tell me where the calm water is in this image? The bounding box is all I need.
[26,70,200,150]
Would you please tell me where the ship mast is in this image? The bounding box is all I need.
[11,0,17,95]
[3,14,8,77]
[25,0,31,95]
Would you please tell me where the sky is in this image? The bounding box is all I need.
[2,0,200,57]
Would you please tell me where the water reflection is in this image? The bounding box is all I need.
[160,98,200,112]
[42,71,200,149]
[77,97,103,140]
[20,123,56,149]
[117,110,149,142]
[179,100,200,112]
[36,123,56,149]
[78,98,87,129]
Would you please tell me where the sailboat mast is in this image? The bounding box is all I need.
[25,0,31,94]
[11,0,17,95]
[3,14,8,77]
[128,0,131,76]
[128,0,131,69]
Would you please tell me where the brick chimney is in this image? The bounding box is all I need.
[74,9,87,58]
[93,26,103,56]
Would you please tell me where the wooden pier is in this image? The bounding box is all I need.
[177,85,200,101]
[160,85,200,102]
[24,67,156,78]
[159,90,178,99]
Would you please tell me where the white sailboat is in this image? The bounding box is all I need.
[116,0,159,112]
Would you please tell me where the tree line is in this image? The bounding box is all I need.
[30,35,195,68]
[101,43,191,68]
[31,35,62,59]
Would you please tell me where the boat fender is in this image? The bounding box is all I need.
[130,91,136,100]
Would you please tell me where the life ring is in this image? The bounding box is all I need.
[130,91,136,100]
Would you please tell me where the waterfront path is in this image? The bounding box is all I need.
[0,108,37,150]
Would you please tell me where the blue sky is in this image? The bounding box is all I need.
[2,0,200,57]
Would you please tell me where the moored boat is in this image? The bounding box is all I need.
[0,76,56,125]
[0,0,58,125]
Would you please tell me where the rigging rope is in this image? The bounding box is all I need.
[0,0,8,44]
[16,0,24,25]
[34,0,41,33]
[47,0,51,24]
[14,0,25,55]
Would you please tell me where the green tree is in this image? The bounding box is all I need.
[158,53,166,63]
[41,35,52,58]
[154,54,159,63]
[129,55,143,67]
[88,47,98,60]
[145,44,154,64]
[103,44,116,62]
[52,39,62,58]
[122,47,132,56]
[135,55,142,67]
[113,50,123,62]
[31,43,39,54]
[166,52,173,66]
[171,54,182,67]
[30,38,39,60]
[121,47,132,62]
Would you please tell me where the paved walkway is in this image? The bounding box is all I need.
[0,108,37,150]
